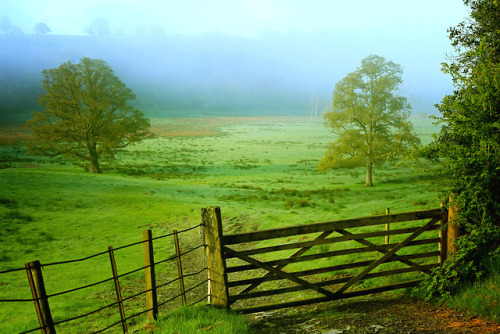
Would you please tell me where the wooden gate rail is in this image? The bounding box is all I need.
[201,207,448,313]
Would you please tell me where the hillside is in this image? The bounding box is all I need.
[0,31,449,124]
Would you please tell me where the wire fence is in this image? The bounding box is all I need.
[0,223,208,333]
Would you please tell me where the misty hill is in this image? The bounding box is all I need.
[0,31,451,124]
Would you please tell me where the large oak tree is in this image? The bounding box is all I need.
[26,57,151,173]
[318,55,420,186]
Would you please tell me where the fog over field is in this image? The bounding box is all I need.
[0,0,468,123]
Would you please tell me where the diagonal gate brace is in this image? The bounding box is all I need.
[224,245,336,298]
[238,231,333,295]
[335,217,440,295]
[335,229,433,274]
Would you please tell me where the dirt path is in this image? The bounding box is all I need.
[247,294,499,333]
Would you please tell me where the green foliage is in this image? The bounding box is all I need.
[319,55,420,186]
[447,257,500,322]
[25,57,152,173]
[414,0,500,299]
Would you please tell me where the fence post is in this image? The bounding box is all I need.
[25,261,55,334]
[439,204,449,265]
[201,206,229,309]
[173,230,187,305]
[108,246,128,334]
[385,208,390,245]
[142,230,158,321]
[447,195,460,259]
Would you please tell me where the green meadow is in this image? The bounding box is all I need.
[0,116,440,332]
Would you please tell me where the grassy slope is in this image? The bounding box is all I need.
[0,116,442,332]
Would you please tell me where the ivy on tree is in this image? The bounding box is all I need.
[26,57,151,173]
[318,54,420,186]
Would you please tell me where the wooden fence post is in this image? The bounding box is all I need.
[439,204,448,265]
[25,260,55,334]
[108,246,128,334]
[447,195,460,259]
[173,230,187,305]
[201,207,229,309]
[142,230,158,321]
[385,208,390,245]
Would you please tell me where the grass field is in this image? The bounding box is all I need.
[0,116,441,332]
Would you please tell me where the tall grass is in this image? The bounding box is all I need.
[447,257,500,322]
[148,305,253,333]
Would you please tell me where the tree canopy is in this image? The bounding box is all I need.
[26,57,151,173]
[318,55,419,186]
[415,0,500,299]
[33,22,51,35]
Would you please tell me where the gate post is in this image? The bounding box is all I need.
[201,207,229,309]
[439,204,448,265]
[447,195,460,259]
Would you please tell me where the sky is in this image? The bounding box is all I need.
[1,0,469,38]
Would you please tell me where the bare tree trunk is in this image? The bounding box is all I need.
[87,144,101,173]
[365,163,373,187]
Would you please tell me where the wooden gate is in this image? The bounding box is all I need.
[201,207,448,314]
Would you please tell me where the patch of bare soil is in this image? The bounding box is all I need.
[247,294,499,333]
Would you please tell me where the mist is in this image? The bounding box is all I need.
[0,1,467,124]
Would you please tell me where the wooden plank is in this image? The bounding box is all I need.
[334,217,440,295]
[230,264,438,302]
[228,251,440,287]
[201,207,229,308]
[335,229,434,274]
[226,237,440,273]
[224,246,336,298]
[225,225,439,258]
[223,208,444,245]
[233,279,423,314]
[238,231,333,295]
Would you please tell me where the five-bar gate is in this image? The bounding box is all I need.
[202,206,448,313]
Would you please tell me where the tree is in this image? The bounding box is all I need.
[414,0,500,299]
[318,55,420,186]
[26,58,151,173]
[33,22,51,35]
[85,18,111,36]
[0,16,23,35]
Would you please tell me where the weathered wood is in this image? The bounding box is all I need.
[230,264,438,302]
[223,208,444,245]
[447,196,460,258]
[173,230,187,305]
[25,261,55,334]
[109,246,128,334]
[439,205,449,265]
[226,225,439,258]
[228,251,440,288]
[334,217,440,295]
[238,231,333,295]
[201,207,229,308]
[142,230,158,321]
[335,228,433,274]
[385,208,390,244]
[233,279,423,314]
[226,237,440,273]
[224,246,336,298]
